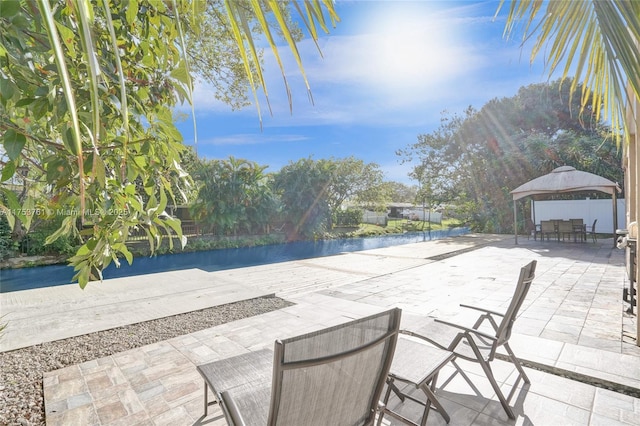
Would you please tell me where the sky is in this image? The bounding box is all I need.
[176,0,554,186]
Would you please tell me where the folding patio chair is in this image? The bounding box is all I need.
[399,260,537,420]
[197,308,401,426]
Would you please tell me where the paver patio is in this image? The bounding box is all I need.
[3,234,639,425]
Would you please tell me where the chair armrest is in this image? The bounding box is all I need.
[460,303,505,317]
[399,329,450,351]
[434,318,497,341]
[220,391,247,426]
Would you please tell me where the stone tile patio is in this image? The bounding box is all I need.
[6,234,639,425]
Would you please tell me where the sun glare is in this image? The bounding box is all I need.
[360,7,468,93]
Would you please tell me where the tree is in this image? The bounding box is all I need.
[400,80,623,232]
[499,0,640,143]
[190,157,278,235]
[0,0,338,287]
[186,1,303,111]
[272,158,333,240]
[320,157,385,218]
[379,181,417,204]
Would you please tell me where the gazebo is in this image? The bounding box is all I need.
[511,166,621,245]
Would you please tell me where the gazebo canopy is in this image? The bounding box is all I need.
[511,166,620,200]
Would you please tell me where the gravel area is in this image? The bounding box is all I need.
[0,296,292,426]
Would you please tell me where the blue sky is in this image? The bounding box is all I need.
[177,1,552,185]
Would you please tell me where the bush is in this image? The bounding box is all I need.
[0,215,17,260]
[20,218,79,256]
[333,208,363,227]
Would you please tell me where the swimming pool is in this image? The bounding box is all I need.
[0,228,469,293]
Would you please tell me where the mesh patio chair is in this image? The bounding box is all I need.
[540,220,557,241]
[586,219,598,242]
[558,220,573,241]
[197,308,401,426]
[570,219,585,242]
[399,260,537,420]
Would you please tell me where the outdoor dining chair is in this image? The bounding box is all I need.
[397,260,537,420]
[570,219,585,242]
[558,220,574,241]
[540,220,557,241]
[586,219,598,242]
[196,308,401,426]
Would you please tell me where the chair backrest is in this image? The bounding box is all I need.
[558,221,572,232]
[591,219,597,231]
[495,260,537,346]
[267,308,401,426]
[570,218,583,227]
[540,220,554,232]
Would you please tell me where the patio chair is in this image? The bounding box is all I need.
[399,260,537,420]
[540,220,557,241]
[557,220,573,241]
[586,219,598,242]
[570,219,585,242]
[196,308,401,426]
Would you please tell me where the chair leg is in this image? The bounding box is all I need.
[204,381,208,416]
[202,381,218,417]
[420,375,450,425]
[504,343,530,384]
[466,336,516,420]
[377,379,394,426]
[478,356,516,419]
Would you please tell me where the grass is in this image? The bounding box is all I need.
[350,218,463,237]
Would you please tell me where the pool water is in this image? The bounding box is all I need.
[0,228,469,293]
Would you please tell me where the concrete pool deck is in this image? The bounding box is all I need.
[2,233,640,425]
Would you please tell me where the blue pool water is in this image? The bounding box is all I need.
[0,228,469,293]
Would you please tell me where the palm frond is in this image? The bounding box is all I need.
[223,0,338,122]
[499,0,640,145]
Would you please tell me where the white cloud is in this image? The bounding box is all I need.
[198,133,309,146]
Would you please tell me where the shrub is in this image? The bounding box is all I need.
[0,215,17,260]
[333,208,363,227]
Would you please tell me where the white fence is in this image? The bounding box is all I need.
[362,208,443,226]
[362,210,388,226]
[402,209,442,224]
[532,198,626,235]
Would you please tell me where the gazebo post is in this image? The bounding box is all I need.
[514,200,518,244]
[532,199,536,226]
